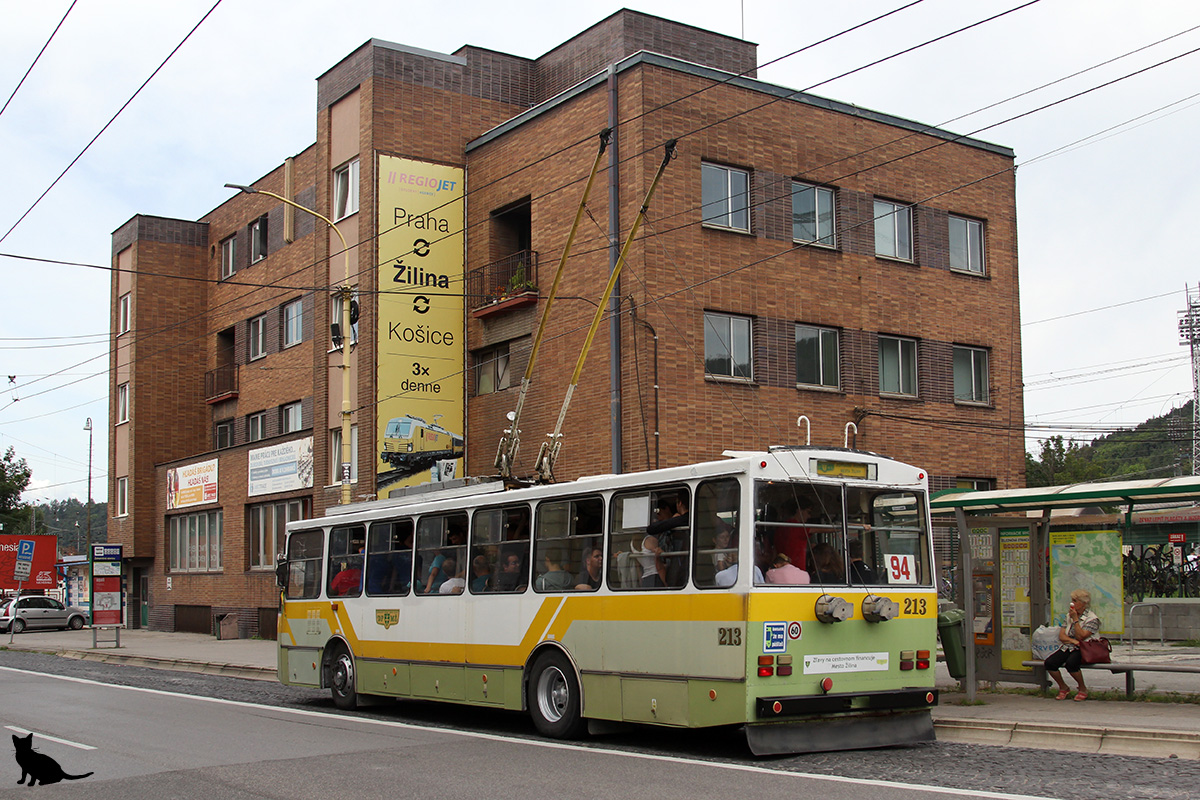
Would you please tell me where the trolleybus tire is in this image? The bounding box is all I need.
[329,645,358,710]
[527,650,585,739]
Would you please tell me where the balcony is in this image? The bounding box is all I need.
[205,365,239,404]
[467,250,539,317]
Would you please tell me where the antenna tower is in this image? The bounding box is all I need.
[1178,285,1200,474]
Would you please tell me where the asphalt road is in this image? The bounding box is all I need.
[0,649,1196,800]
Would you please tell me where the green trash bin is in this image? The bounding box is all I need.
[938,608,968,679]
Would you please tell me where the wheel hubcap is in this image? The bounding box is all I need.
[333,654,353,695]
[536,666,568,722]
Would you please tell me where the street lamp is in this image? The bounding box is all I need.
[83,417,92,550]
[225,183,354,505]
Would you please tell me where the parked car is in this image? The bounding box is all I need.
[0,596,88,633]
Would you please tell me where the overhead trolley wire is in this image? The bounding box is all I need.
[0,0,78,119]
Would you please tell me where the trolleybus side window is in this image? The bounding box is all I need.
[846,487,930,586]
[754,482,844,586]
[327,525,366,597]
[415,512,468,595]
[534,496,603,593]
[693,478,741,588]
[366,518,414,596]
[608,484,690,590]
[285,529,324,599]
[470,504,531,593]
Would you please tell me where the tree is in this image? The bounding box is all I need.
[0,447,32,534]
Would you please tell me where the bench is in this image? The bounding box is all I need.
[1021,660,1200,698]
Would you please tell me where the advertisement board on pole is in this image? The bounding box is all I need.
[0,535,57,590]
[90,544,123,626]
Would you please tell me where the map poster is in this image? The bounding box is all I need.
[1049,529,1123,635]
[999,528,1031,670]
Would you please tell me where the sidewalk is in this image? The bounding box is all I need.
[2,628,1198,758]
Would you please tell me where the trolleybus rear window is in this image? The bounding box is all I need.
[693,478,741,588]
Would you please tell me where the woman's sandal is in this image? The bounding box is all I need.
[1074,691,1088,702]
[1055,689,1070,700]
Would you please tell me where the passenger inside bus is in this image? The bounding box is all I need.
[648,493,689,587]
[574,544,602,590]
[772,497,813,577]
[494,550,526,592]
[469,554,492,592]
[848,538,879,584]
[536,547,575,591]
[439,557,466,594]
[766,552,810,584]
[810,542,846,584]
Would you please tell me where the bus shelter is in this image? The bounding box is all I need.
[931,476,1200,700]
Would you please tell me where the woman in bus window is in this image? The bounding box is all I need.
[809,542,846,584]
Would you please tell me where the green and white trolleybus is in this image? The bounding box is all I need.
[276,445,939,754]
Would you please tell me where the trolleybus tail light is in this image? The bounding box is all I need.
[775,654,793,676]
[758,666,774,677]
[900,649,914,670]
[900,660,914,671]
[916,650,931,670]
[758,656,774,666]
[757,658,774,677]
[771,700,783,714]
[820,677,834,693]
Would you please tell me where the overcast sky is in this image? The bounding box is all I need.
[2,0,1198,504]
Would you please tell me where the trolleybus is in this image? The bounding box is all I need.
[276,445,939,754]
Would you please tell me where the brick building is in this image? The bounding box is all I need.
[108,10,1023,635]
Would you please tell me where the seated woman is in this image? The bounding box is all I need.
[1043,589,1100,701]
[809,542,845,584]
[765,552,810,585]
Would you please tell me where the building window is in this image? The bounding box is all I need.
[701,163,749,231]
[116,383,129,423]
[953,345,989,404]
[330,291,359,350]
[168,510,224,572]
[283,299,303,347]
[874,200,912,261]
[281,402,303,434]
[249,314,266,360]
[475,344,510,395]
[118,293,131,334]
[956,478,993,492]
[795,324,839,389]
[333,159,360,221]
[220,236,236,279]
[949,215,985,274]
[879,335,918,396]
[704,312,752,380]
[249,499,308,569]
[214,419,234,450]
[792,183,835,247]
[116,477,128,517]
[330,425,359,484]
[248,411,266,443]
[250,216,268,263]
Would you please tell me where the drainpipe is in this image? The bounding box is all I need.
[607,63,622,473]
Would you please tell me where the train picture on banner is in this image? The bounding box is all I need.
[379,414,464,476]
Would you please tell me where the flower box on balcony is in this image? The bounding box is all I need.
[472,289,538,318]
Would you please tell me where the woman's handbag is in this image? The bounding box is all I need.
[1079,636,1112,665]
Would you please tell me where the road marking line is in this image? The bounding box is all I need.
[0,665,1046,800]
[4,725,96,750]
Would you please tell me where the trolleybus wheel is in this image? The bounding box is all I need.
[527,650,585,739]
[329,646,358,710]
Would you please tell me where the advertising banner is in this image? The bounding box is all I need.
[248,437,314,497]
[376,155,465,499]
[0,535,57,590]
[167,458,218,510]
[90,543,123,626]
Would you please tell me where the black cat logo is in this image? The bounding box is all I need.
[12,733,93,786]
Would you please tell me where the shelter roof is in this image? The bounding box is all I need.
[931,475,1200,515]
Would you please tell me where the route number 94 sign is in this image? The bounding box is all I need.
[885,553,917,585]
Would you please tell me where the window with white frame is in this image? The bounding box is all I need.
[795,324,840,389]
[874,200,912,261]
[168,509,223,572]
[475,344,510,395]
[329,290,359,349]
[330,425,359,484]
[792,182,835,246]
[117,383,129,423]
[214,419,233,449]
[283,299,303,347]
[879,335,918,396]
[333,159,360,221]
[953,345,989,404]
[220,236,236,279]
[949,215,985,274]
[704,312,752,380]
[116,476,128,517]
[249,498,308,569]
[118,293,131,334]
[250,216,268,263]
[249,314,266,360]
[248,411,266,442]
[281,401,303,433]
[701,163,749,231]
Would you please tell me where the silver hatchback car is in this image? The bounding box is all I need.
[0,596,88,633]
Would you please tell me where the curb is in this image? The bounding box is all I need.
[934,718,1200,759]
[54,648,277,682]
